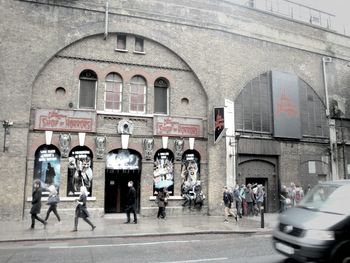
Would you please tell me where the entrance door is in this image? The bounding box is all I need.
[105,170,140,213]
[237,159,278,212]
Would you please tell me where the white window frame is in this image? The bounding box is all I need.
[115,34,128,52]
[134,37,145,54]
[129,77,147,114]
[104,73,123,112]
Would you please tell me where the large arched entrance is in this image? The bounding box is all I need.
[237,158,278,212]
[105,149,142,213]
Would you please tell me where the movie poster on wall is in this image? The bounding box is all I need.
[33,145,61,196]
[153,149,174,195]
[106,149,141,170]
[214,107,226,144]
[181,150,201,191]
[67,146,93,197]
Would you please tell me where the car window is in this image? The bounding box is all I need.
[299,184,350,215]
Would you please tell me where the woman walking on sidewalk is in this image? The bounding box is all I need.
[44,184,61,224]
[72,186,96,231]
[30,179,47,229]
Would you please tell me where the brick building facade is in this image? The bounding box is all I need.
[1,0,350,220]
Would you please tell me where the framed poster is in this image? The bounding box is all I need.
[214,107,226,144]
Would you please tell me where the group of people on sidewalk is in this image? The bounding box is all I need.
[30,179,96,231]
[31,178,270,230]
[280,182,307,212]
[222,183,266,223]
[30,179,139,230]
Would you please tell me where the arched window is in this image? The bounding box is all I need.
[235,71,328,138]
[130,75,147,113]
[79,70,97,109]
[105,72,123,111]
[299,79,329,137]
[154,77,169,114]
[235,72,272,133]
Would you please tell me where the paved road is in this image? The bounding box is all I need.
[0,233,290,263]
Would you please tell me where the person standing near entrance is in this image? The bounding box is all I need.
[30,179,47,229]
[125,181,137,224]
[245,184,256,216]
[156,187,169,219]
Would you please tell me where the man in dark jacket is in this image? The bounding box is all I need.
[125,181,137,224]
[30,179,47,229]
[223,186,237,222]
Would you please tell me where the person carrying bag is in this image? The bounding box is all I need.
[45,184,61,223]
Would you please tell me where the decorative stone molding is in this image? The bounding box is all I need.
[95,135,107,159]
[174,138,184,161]
[59,133,71,158]
[117,119,134,135]
[143,138,154,160]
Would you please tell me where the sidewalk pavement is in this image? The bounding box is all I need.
[0,213,280,243]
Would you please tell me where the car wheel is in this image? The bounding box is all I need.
[332,243,350,263]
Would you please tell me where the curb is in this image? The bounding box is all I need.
[0,229,273,243]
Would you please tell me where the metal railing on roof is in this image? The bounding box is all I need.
[226,0,349,35]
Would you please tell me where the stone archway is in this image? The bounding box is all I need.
[237,158,278,212]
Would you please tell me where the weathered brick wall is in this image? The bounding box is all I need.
[2,0,350,219]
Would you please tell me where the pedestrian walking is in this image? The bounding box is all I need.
[294,185,304,205]
[30,179,47,229]
[233,185,242,218]
[288,182,297,207]
[256,185,265,214]
[223,186,238,222]
[280,185,290,212]
[72,186,96,231]
[125,181,137,224]
[156,187,169,219]
[44,184,61,223]
[306,184,312,194]
[240,184,248,216]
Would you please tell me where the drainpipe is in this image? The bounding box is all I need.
[322,56,338,181]
[104,1,109,40]
[322,57,331,117]
[341,119,347,179]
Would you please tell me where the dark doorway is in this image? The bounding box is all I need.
[105,169,140,213]
[245,177,267,187]
[105,149,142,214]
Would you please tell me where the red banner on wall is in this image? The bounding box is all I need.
[34,109,96,132]
[154,116,204,137]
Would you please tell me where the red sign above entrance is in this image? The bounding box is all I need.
[34,109,96,132]
[154,116,204,137]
